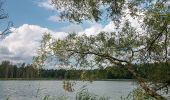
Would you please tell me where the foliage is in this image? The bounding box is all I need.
[42,95,68,100]
[0,60,132,79]
[51,0,125,23]
[76,89,110,100]
[35,0,170,99]
[0,61,39,78]
[40,89,109,100]
[35,28,170,100]
[51,0,169,24]
[121,88,155,100]
[136,62,170,83]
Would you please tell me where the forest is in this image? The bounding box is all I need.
[0,61,131,79]
[0,61,169,83]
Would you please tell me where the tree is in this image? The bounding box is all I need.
[0,0,12,37]
[35,0,170,99]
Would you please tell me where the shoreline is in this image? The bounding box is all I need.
[0,78,134,81]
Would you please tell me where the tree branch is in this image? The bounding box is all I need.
[66,49,128,63]
[127,63,167,100]
[0,21,13,36]
[147,23,167,54]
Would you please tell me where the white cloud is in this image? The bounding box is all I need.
[0,13,142,64]
[48,15,61,22]
[78,23,102,36]
[60,24,83,33]
[103,22,116,32]
[38,0,55,10]
[0,24,68,63]
[0,22,114,64]
[78,21,116,36]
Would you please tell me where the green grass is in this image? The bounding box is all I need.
[41,89,110,100]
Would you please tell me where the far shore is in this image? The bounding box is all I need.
[0,78,134,81]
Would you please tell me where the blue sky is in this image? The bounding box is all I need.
[5,0,70,31]
[4,0,109,31]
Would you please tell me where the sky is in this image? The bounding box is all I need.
[0,0,141,66]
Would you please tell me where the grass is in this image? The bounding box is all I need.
[120,88,155,100]
[41,89,110,100]
[6,87,154,100]
[76,89,110,100]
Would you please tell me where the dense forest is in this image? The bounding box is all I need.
[0,61,169,82]
[0,61,132,79]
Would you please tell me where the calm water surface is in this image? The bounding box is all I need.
[0,80,136,100]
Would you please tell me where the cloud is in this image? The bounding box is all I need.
[102,22,116,32]
[78,23,102,36]
[48,15,61,22]
[60,24,83,33]
[0,24,68,63]
[0,22,114,64]
[38,0,55,10]
[78,21,116,36]
[0,14,141,64]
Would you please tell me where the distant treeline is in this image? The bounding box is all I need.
[0,61,39,79]
[0,61,169,81]
[0,61,132,79]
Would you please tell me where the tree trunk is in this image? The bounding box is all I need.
[127,63,167,100]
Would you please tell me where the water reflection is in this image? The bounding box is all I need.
[63,81,76,92]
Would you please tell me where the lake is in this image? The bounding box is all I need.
[0,80,136,100]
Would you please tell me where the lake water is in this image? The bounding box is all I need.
[0,80,136,100]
